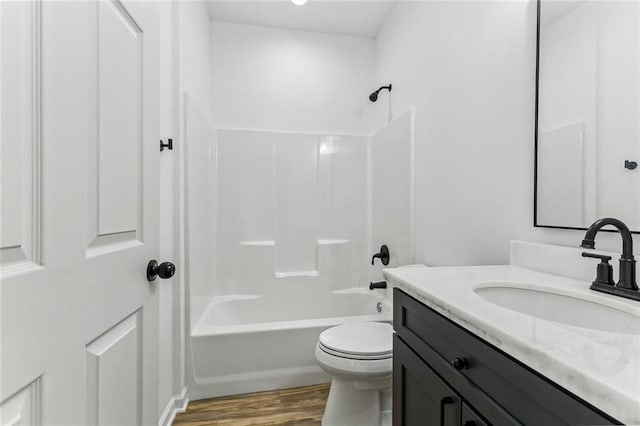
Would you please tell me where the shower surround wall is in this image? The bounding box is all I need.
[212,130,369,298]
[185,107,414,398]
[185,19,415,399]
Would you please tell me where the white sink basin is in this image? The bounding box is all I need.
[474,282,640,335]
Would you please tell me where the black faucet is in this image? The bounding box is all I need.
[580,218,639,301]
[369,281,387,290]
[371,245,390,266]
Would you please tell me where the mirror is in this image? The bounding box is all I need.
[535,0,640,232]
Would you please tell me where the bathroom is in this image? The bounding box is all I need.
[1,0,638,425]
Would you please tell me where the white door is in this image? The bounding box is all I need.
[1,0,164,424]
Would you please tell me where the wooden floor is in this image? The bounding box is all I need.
[173,383,331,426]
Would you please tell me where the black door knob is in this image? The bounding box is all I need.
[451,357,469,370]
[147,260,175,282]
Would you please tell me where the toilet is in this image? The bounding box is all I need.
[315,322,393,426]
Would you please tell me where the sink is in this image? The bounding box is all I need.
[474,282,640,335]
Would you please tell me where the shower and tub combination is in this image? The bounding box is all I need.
[183,94,414,401]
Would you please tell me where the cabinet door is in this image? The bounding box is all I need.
[462,402,488,426]
[394,335,461,426]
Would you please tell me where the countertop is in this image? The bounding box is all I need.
[383,265,640,425]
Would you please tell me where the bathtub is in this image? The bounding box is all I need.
[188,289,392,400]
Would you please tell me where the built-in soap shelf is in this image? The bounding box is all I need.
[239,239,349,247]
[275,271,319,278]
[318,239,349,245]
[237,238,350,283]
[239,240,275,247]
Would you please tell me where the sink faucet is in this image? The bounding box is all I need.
[580,218,639,301]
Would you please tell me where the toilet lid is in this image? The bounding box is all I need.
[319,322,393,357]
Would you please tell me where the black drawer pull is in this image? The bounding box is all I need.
[463,421,476,426]
[452,357,469,370]
[440,397,454,426]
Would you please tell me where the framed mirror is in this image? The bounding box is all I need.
[535,0,640,233]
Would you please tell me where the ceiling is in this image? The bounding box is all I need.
[205,0,397,38]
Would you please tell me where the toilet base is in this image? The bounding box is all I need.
[321,376,392,426]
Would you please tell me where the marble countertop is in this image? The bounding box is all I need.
[383,265,640,425]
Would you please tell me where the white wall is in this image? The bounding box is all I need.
[210,21,378,134]
[211,129,369,298]
[375,1,639,267]
[185,96,217,300]
[370,110,414,273]
[180,1,213,120]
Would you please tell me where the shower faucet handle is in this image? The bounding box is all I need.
[371,245,390,266]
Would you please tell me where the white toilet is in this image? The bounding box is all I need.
[315,322,393,426]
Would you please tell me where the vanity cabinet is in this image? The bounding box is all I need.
[462,403,487,426]
[394,335,462,425]
[392,288,620,426]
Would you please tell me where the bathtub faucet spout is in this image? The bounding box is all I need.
[369,281,387,290]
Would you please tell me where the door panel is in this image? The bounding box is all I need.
[95,0,142,240]
[86,311,142,426]
[0,0,42,273]
[88,0,145,254]
[0,379,41,426]
[1,0,161,424]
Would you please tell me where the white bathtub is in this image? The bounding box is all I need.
[189,289,392,400]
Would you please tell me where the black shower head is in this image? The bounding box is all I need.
[369,84,392,102]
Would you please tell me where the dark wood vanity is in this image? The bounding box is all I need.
[392,288,621,425]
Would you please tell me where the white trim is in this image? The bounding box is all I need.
[31,0,42,267]
[171,0,186,403]
[158,387,189,426]
[407,107,416,264]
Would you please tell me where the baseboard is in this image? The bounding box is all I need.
[188,365,331,401]
[159,387,189,426]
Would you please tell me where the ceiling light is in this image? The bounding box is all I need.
[291,0,307,5]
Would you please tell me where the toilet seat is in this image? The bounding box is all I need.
[315,343,392,378]
[318,344,392,360]
[318,322,393,360]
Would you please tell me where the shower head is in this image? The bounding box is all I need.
[369,84,392,102]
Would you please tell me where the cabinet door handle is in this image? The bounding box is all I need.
[451,357,469,370]
[440,396,454,426]
[463,421,476,426]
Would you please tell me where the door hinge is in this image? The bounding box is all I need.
[160,138,173,152]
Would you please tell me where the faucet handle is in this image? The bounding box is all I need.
[371,245,390,266]
[581,252,612,262]
[582,252,615,286]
